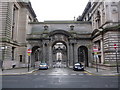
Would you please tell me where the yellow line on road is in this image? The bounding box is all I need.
[84,71,120,76]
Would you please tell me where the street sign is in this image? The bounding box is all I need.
[93,46,98,52]
[114,44,117,49]
[27,49,32,53]
[28,53,31,56]
[94,52,97,55]
[27,49,32,56]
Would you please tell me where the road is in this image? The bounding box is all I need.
[2,68,119,88]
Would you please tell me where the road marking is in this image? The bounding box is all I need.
[62,74,68,75]
[79,74,84,75]
[48,74,61,75]
[71,74,76,75]
[39,74,45,75]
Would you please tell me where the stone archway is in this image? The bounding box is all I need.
[78,46,89,67]
[52,41,67,68]
[48,30,71,68]
[31,46,41,67]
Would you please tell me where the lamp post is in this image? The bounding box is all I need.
[27,49,32,72]
[1,46,7,71]
[114,44,119,73]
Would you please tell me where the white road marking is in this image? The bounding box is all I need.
[62,74,68,75]
[48,74,61,75]
[79,74,84,75]
[40,74,45,75]
[71,74,76,75]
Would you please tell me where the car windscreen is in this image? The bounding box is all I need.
[40,63,47,65]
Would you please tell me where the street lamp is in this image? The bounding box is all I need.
[70,25,74,30]
[1,46,7,71]
[114,44,119,73]
[44,25,48,30]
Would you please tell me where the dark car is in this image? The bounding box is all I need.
[73,63,84,71]
[39,63,48,70]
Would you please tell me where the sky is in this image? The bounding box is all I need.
[30,0,89,22]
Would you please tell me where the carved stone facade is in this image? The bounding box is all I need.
[77,0,120,68]
[1,0,120,69]
[27,21,92,68]
[0,1,37,69]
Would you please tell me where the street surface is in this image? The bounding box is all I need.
[2,68,119,88]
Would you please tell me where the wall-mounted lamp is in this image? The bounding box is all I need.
[44,25,48,30]
[70,25,74,30]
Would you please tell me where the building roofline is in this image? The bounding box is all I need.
[29,21,91,24]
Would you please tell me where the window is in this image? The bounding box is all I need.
[20,55,22,62]
[12,47,15,60]
[11,5,18,39]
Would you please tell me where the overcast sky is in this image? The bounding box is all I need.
[30,0,89,22]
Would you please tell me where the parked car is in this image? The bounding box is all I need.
[73,63,84,71]
[39,63,48,70]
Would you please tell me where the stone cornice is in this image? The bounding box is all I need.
[28,21,91,24]
[18,2,36,18]
[91,24,120,39]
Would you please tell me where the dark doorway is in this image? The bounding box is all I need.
[78,46,88,67]
[31,46,41,67]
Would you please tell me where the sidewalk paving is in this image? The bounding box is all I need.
[85,67,120,76]
[0,67,37,75]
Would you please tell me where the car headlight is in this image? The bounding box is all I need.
[40,65,43,67]
[75,66,77,68]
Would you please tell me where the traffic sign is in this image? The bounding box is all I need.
[93,46,98,52]
[28,53,31,56]
[94,52,97,55]
[27,49,32,56]
[27,49,32,53]
[114,44,117,49]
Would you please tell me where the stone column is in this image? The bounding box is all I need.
[72,43,75,66]
[69,43,74,68]
[119,1,120,22]
[67,43,70,67]
[101,39,104,64]
[42,43,46,63]
[105,2,112,21]
[74,43,78,63]
[49,46,53,68]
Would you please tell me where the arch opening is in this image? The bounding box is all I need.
[78,46,89,67]
[52,41,67,68]
[31,46,42,67]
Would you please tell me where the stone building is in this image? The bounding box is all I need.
[77,0,120,68]
[0,0,120,69]
[27,21,92,68]
[0,1,38,69]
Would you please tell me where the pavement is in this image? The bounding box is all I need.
[0,67,120,76]
[0,67,37,75]
[85,67,120,76]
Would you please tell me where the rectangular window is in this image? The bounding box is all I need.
[20,55,22,62]
[12,47,15,60]
[12,5,18,39]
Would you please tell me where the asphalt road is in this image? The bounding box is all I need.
[2,68,119,88]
